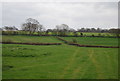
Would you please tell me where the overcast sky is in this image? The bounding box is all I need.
[2,2,118,29]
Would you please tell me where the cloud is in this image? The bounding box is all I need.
[1,0,119,2]
[2,2,118,29]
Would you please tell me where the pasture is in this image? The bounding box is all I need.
[82,32,114,36]
[2,35,62,43]
[2,35,119,79]
[61,32,115,36]
[61,37,118,46]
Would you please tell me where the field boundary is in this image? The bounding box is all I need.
[56,37,119,48]
[68,43,119,48]
[2,34,120,38]
[1,42,62,45]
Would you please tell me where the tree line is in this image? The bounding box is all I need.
[1,18,120,37]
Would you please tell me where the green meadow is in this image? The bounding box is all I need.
[61,37,118,46]
[2,35,62,43]
[2,35,119,79]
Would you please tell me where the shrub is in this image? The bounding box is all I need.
[92,34,94,37]
[80,33,83,36]
[98,33,101,36]
[72,38,77,43]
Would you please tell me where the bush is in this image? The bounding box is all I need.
[92,34,94,37]
[80,33,83,36]
[72,38,77,43]
[98,33,101,36]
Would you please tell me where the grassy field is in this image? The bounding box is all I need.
[61,37,118,46]
[51,32,115,36]
[2,35,118,79]
[2,35,62,43]
[83,32,114,36]
[3,31,116,37]
[68,32,115,36]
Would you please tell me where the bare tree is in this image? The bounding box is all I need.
[38,24,44,35]
[3,26,18,31]
[61,24,69,32]
[3,26,18,35]
[0,28,3,31]
[22,18,40,35]
[55,24,69,36]
[109,28,120,37]
[55,25,61,35]
[69,28,76,32]
[4,26,14,31]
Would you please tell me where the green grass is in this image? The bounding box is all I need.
[3,44,118,79]
[2,35,61,43]
[2,35,118,79]
[66,32,114,36]
[3,31,115,36]
[61,37,118,46]
[2,35,118,46]
[83,32,114,36]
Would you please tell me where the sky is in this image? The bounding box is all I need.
[1,1,119,30]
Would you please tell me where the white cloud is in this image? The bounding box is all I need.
[1,0,119,2]
[2,2,118,29]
